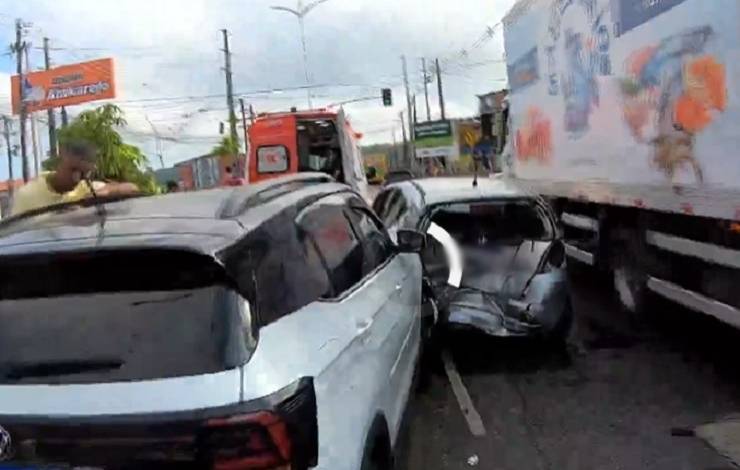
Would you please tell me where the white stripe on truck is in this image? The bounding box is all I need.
[646,231,740,270]
[647,277,740,329]
[562,213,599,232]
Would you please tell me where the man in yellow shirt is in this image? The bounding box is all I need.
[11,140,139,216]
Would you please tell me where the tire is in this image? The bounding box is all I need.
[544,296,574,344]
[611,232,658,317]
[360,417,395,470]
[613,262,647,314]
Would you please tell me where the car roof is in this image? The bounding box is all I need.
[395,176,529,207]
[0,173,349,257]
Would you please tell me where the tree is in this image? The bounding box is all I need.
[211,135,240,157]
[45,104,160,194]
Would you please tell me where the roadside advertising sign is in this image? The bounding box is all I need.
[11,58,116,114]
[414,120,454,159]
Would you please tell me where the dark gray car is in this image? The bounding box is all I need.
[373,176,572,339]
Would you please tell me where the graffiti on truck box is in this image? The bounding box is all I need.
[515,107,553,164]
[545,0,612,137]
[620,26,727,183]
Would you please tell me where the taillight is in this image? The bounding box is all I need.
[205,411,292,470]
[202,377,318,470]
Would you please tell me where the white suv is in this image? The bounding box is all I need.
[0,174,424,470]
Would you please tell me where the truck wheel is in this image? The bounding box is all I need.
[611,236,655,316]
[613,264,644,314]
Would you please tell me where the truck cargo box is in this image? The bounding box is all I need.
[503,0,740,221]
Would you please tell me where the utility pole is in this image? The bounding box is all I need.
[3,117,14,199]
[239,98,249,174]
[435,58,446,120]
[24,46,39,176]
[13,19,29,182]
[401,55,413,143]
[412,94,418,125]
[43,37,57,158]
[399,111,408,167]
[221,29,238,149]
[144,115,164,169]
[422,58,431,121]
[391,127,398,169]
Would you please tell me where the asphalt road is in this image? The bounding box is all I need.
[397,266,740,470]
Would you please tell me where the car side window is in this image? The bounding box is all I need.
[372,189,393,221]
[297,197,364,298]
[345,200,394,276]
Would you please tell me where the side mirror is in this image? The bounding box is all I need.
[396,229,426,253]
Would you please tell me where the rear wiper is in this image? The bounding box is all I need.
[1,359,124,380]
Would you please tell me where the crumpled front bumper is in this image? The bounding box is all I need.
[445,293,541,337]
[442,270,569,338]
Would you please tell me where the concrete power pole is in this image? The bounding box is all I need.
[23,46,39,176]
[399,111,408,167]
[3,117,14,199]
[13,19,29,182]
[401,56,413,142]
[422,58,431,122]
[412,94,418,125]
[239,98,249,154]
[391,127,398,169]
[221,29,239,150]
[435,58,446,120]
[60,107,68,127]
[43,37,57,158]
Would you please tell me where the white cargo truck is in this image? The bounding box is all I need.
[502,0,740,324]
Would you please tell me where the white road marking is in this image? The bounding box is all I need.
[427,222,463,287]
[441,349,487,437]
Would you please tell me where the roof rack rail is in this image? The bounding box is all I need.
[218,173,335,218]
[383,169,415,186]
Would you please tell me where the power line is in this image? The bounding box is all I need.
[112,82,398,105]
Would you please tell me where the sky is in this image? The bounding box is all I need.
[0,0,515,181]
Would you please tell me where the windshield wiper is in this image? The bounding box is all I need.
[0,193,143,230]
[1,359,124,380]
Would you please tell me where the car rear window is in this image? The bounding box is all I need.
[0,249,254,385]
[430,200,552,243]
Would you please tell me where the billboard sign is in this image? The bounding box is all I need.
[11,58,116,114]
[414,120,454,159]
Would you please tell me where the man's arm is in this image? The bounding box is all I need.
[95,182,140,197]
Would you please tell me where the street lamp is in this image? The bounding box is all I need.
[270,0,330,109]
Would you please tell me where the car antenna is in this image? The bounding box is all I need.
[84,177,107,218]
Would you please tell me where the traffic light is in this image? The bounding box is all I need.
[382,88,392,107]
